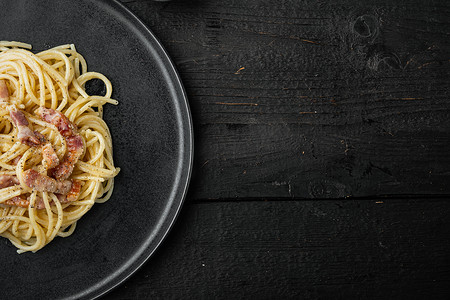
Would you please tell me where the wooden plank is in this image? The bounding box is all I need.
[106,199,450,299]
[119,0,450,199]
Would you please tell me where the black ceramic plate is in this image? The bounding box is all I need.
[0,1,192,299]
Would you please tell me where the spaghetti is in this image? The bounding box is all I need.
[0,41,120,253]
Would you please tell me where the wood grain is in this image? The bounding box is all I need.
[108,2,450,298]
[120,0,450,199]
[106,199,450,299]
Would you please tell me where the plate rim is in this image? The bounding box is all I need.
[76,0,194,299]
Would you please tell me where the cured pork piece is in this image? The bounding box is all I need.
[4,196,29,208]
[36,107,77,137]
[1,79,40,146]
[23,169,72,195]
[41,143,60,170]
[0,174,20,188]
[51,135,83,180]
[36,107,84,180]
[10,109,40,146]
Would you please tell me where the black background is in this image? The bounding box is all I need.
[108,0,450,298]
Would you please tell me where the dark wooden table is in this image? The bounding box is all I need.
[107,0,450,298]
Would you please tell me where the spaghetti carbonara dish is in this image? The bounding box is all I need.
[0,41,120,253]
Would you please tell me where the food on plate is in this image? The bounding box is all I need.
[0,41,120,253]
